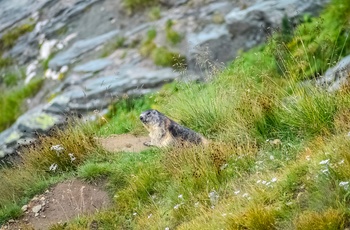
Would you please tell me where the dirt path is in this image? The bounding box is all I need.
[2,179,111,230]
[96,134,150,153]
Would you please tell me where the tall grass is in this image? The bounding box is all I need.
[0,119,97,224]
[2,0,350,228]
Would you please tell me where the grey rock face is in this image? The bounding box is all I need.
[187,0,330,68]
[73,59,113,73]
[160,0,188,7]
[317,55,350,92]
[49,30,119,70]
[187,24,233,70]
[0,0,50,33]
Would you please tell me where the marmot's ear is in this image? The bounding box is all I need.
[152,110,158,115]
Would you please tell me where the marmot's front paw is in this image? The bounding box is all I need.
[143,141,152,147]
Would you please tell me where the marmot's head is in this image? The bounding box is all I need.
[140,109,162,127]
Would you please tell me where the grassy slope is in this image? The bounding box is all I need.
[1,0,350,229]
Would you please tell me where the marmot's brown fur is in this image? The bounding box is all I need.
[140,109,207,147]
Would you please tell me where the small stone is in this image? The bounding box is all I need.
[35,212,39,217]
[32,204,42,213]
[21,205,28,212]
[8,219,15,223]
[40,196,46,201]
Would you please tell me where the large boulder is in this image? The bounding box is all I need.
[0,107,64,157]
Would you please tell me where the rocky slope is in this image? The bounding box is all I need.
[0,0,329,158]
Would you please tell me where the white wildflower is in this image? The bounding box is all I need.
[173,204,180,210]
[319,159,330,165]
[338,159,345,165]
[165,228,170,230]
[220,163,228,170]
[271,177,277,183]
[261,180,267,185]
[133,212,137,216]
[266,182,271,186]
[321,168,329,174]
[68,153,76,162]
[242,193,249,198]
[221,213,227,217]
[148,214,152,219]
[339,181,349,190]
[50,145,64,153]
[256,180,261,184]
[178,194,183,199]
[49,163,58,172]
[306,155,311,161]
[194,202,199,207]
[208,190,219,206]
[270,155,274,160]
[234,190,240,195]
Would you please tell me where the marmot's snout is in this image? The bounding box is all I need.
[140,114,145,122]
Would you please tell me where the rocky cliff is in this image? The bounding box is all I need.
[0,0,329,158]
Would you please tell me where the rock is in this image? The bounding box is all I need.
[160,0,188,7]
[0,0,51,33]
[16,109,63,133]
[187,24,233,70]
[21,205,28,212]
[186,0,330,68]
[317,55,350,92]
[73,58,113,73]
[32,204,42,213]
[48,30,120,70]
[225,0,329,28]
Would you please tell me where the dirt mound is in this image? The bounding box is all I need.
[2,180,111,230]
[96,134,150,153]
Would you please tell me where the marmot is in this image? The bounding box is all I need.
[140,109,207,147]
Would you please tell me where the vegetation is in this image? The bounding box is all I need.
[1,0,350,229]
[165,19,182,45]
[0,77,44,131]
[148,6,161,21]
[123,0,160,14]
[0,23,35,51]
[140,28,186,67]
[0,23,42,131]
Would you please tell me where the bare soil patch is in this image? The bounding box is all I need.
[2,179,111,230]
[96,134,150,153]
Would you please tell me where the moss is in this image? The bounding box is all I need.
[0,77,44,131]
[123,0,160,13]
[165,19,182,45]
[0,23,35,51]
[150,46,186,67]
[148,6,161,21]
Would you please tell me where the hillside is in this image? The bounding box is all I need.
[1,0,350,229]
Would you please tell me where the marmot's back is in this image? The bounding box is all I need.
[140,109,207,147]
